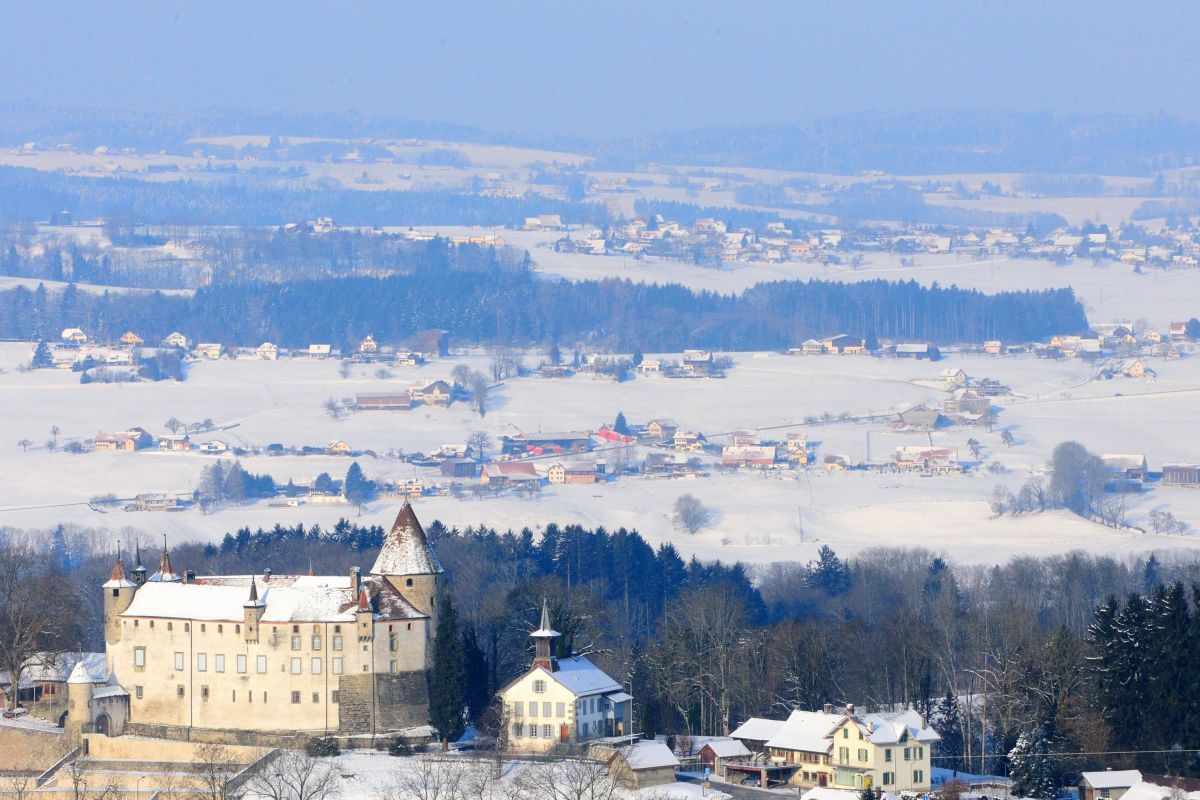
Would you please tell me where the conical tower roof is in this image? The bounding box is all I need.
[531,598,560,639]
[244,576,265,608]
[103,555,135,588]
[370,503,444,576]
[150,536,180,582]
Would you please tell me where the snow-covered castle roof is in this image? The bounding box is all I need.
[370,503,444,577]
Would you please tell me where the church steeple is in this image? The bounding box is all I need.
[530,598,560,671]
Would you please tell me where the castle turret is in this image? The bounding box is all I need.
[370,504,444,628]
[243,576,265,642]
[131,542,147,587]
[102,556,137,644]
[355,584,374,641]
[149,536,181,583]
[65,661,94,743]
[530,598,560,671]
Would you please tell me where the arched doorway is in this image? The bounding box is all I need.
[95,713,111,736]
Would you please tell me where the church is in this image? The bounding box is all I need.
[71,504,444,743]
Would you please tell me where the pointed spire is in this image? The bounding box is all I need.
[531,597,560,639]
[244,575,265,608]
[539,597,551,633]
[357,585,372,612]
[108,556,127,583]
[307,558,314,577]
[150,534,180,582]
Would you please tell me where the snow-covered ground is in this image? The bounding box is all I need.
[2,343,1199,568]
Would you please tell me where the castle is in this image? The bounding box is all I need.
[69,503,443,744]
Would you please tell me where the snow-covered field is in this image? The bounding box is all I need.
[3,342,1199,568]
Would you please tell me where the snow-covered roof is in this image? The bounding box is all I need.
[862,709,941,744]
[702,738,751,758]
[730,717,787,742]
[548,656,622,697]
[92,685,129,699]
[120,574,424,623]
[1,652,106,687]
[619,740,679,770]
[803,788,900,800]
[370,504,444,576]
[1082,771,1143,789]
[766,709,843,752]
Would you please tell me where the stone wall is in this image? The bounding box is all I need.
[0,725,70,771]
[338,670,428,734]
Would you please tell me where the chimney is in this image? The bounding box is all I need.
[350,566,361,596]
[184,569,196,584]
[846,703,855,717]
[263,567,273,582]
[823,703,834,715]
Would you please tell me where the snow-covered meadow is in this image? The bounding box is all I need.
[2,340,1199,568]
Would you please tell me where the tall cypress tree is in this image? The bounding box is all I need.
[462,627,489,723]
[429,594,465,749]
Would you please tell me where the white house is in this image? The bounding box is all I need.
[498,601,632,752]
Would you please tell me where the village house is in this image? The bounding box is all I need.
[157,434,191,451]
[1101,454,1148,492]
[326,439,353,455]
[359,334,378,354]
[417,380,452,407]
[307,343,332,359]
[255,342,279,361]
[944,389,991,418]
[1111,359,1155,379]
[440,458,478,479]
[119,331,144,347]
[1169,321,1188,340]
[793,339,825,356]
[673,430,708,452]
[681,349,714,374]
[72,505,444,740]
[974,378,1011,397]
[197,440,228,455]
[396,351,425,367]
[547,463,599,484]
[820,334,867,354]
[939,367,967,386]
[983,340,1003,355]
[195,342,223,359]
[698,738,752,775]
[645,418,678,442]
[1162,463,1200,488]
[894,404,945,430]
[61,327,88,345]
[890,342,936,360]
[501,432,593,457]
[133,493,181,512]
[824,455,850,471]
[94,427,154,451]
[639,358,662,373]
[785,432,810,465]
[161,331,190,349]
[729,706,938,792]
[354,393,413,411]
[498,601,632,752]
[410,329,450,358]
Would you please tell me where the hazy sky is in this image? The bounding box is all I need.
[3,1,1198,136]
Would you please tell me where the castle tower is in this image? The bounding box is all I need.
[355,584,374,642]
[131,542,147,587]
[370,503,444,628]
[530,598,560,671]
[65,661,94,744]
[243,577,265,642]
[102,556,137,644]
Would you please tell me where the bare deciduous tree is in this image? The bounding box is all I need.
[247,750,339,800]
[0,542,74,709]
[672,493,712,534]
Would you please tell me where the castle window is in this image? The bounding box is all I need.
[332,636,343,651]
[135,686,143,699]
[232,691,236,702]
[291,691,300,704]
[149,621,154,629]
[312,692,319,704]
[290,658,301,675]
[291,635,301,651]
[389,661,397,673]
[256,656,267,673]
[407,623,412,630]
[389,634,398,652]
[331,691,339,704]
[200,624,206,633]
[405,578,413,587]
[311,635,321,650]
[311,658,322,675]
[167,621,174,631]
[201,686,209,701]
[214,655,225,673]
[236,655,247,674]
[184,623,189,632]
[334,625,341,633]
[134,620,138,627]
[174,652,184,671]
[218,625,223,634]
[112,588,119,598]
[196,653,207,672]
[133,647,145,667]
[292,625,300,634]
[332,658,343,675]
[177,685,185,698]
[235,625,240,634]
[541,725,552,739]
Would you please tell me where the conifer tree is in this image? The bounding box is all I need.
[31,340,52,369]
[462,627,489,722]
[613,411,628,435]
[429,594,465,749]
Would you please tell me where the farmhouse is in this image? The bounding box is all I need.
[1162,464,1200,487]
[354,393,413,411]
[326,439,353,454]
[133,493,180,512]
[820,334,866,354]
[673,431,708,452]
[481,461,540,485]
[61,327,88,345]
[895,446,961,473]
[1101,454,1148,492]
[416,380,452,406]
[891,343,934,359]
[307,343,332,358]
[255,342,279,360]
[195,342,223,359]
[157,434,191,451]
[498,601,632,753]
[639,358,662,373]
[698,738,752,774]
[501,432,593,457]
[939,367,967,385]
[944,389,991,417]
[681,349,714,374]
[645,418,678,442]
[94,427,154,451]
[722,444,778,468]
[604,740,680,789]
[824,455,850,471]
[197,440,228,454]
[119,331,144,347]
[161,331,190,349]
[359,334,378,353]
[894,404,945,430]
[547,463,599,484]
[440,458,478,479]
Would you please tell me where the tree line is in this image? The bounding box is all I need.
[0,241,1088,351]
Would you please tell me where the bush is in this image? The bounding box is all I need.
[388,737,414,757]
[304,736,340,757]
